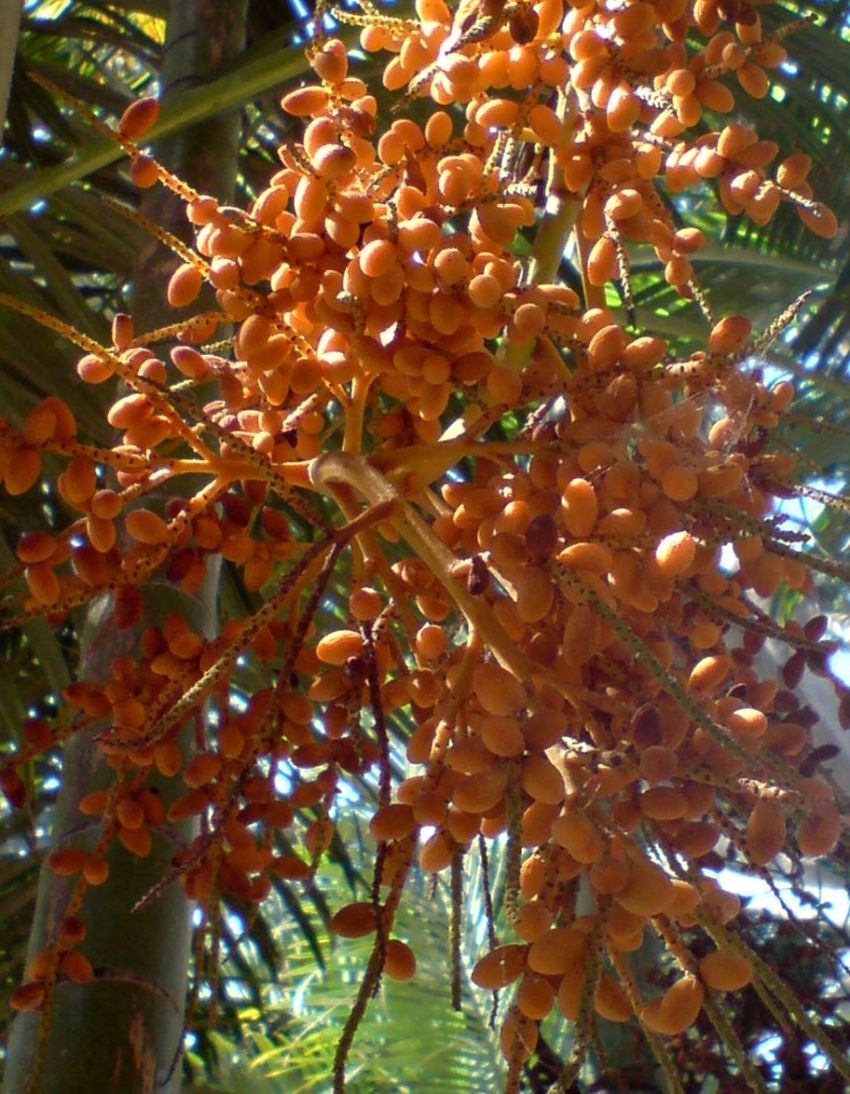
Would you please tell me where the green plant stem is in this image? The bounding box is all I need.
[700,990,769,1094]
[503,191,581,373]
[503,92,580,373]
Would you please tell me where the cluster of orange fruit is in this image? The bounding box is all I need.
[2,0,849,1087]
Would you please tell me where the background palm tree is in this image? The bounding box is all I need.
[1,1,850,1091]
[3,0,250,1089]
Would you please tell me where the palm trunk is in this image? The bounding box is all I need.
[0,0,21,136]
[4,2,246,1090]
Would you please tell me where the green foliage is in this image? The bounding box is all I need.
[185,854,506,1093]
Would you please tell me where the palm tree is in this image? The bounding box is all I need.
[4,2,249,1089]
[1,2,850,1092]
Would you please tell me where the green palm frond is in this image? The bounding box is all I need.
[187,867,507,1094]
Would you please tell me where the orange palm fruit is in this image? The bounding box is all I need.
[514,900,553,943]
[551,813,604,863]
[331,902,379,939]
[528,924,590,976]
[594,971,632,1022]
[11,982,47,1011]
[642,975,704,1035]
[615,853,676,917]
[797,801,841,857]
[499,1007,538,1063]
[48,848,87,877]
[167,261,203,307]
[517,973,556,1020]
[472,662,526,716]
[118,96,159,139]
[746,798,787,865]
[557,958,588,1020]
[384,939,416,981]
[699,950,753,992]
[472,944,527,990]
[59,951,94,984]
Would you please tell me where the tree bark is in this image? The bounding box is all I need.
[4,2,246,1090]
[0,0,21,137]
